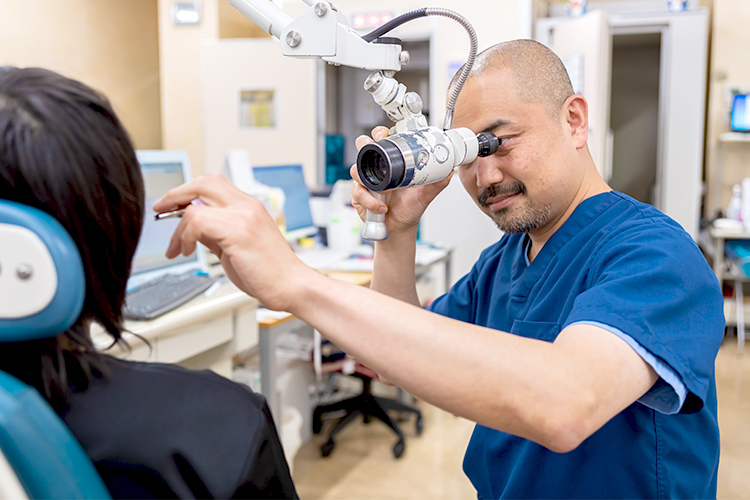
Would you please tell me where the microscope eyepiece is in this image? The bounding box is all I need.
[477,132,501,157]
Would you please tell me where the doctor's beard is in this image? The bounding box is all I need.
[479,181,551,234]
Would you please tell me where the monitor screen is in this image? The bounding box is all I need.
[252,164,317,240]
[731,94,750,132]
[128,151,205,289]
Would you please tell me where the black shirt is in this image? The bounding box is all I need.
[60,359,298,499]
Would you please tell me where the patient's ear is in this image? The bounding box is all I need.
[562,95,588,150]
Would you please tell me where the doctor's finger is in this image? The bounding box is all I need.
[355,134,374,151]
[370,126,389,141]
[165,205,227,259]
[355,126,389,151]
[351,176,387,214]
[153,174,243,213]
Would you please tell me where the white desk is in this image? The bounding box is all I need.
[92,281,258,378]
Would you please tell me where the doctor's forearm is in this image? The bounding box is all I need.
[288,271,605,452]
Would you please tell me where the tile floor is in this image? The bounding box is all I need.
[292,338,750,499]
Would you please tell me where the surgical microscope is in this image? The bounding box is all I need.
[229,0,500,240]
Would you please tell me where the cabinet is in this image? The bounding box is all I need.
[712,132,750,218]
[702,225,750,353]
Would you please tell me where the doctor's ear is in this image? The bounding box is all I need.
[562,94,588,149]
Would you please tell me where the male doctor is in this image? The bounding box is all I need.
[155,40,724,498]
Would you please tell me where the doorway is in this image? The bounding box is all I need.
[608,31,662,206]
[535,7,709,238]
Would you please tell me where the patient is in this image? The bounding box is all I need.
[0,66,297,499]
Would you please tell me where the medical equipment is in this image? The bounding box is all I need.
[228,1,500,240]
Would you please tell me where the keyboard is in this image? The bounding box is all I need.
[123,271,216,320]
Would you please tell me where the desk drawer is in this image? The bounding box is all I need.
[158,315,233,364]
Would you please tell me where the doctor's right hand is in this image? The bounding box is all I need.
[350,126,452,238]
[152,174,315,312]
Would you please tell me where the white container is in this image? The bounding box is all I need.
[741,178,750,232]
[727,184,743,221]
[327,180,363,250]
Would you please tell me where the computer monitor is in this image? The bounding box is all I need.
[127,150,207,290]
[252,164,319,241]
[731,94,750,133]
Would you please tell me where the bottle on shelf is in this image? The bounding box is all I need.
[726,184,743,221]
[743,178,750,232]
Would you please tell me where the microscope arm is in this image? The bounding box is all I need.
[228,0,402,71]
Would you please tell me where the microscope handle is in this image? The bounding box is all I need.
[361,191,388,241]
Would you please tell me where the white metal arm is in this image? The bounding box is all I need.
[229,0,402,71]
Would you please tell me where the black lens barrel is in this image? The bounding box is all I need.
[357,140,406,192]
[477,132,501,157]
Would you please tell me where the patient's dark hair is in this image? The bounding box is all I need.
[0,67,144,410]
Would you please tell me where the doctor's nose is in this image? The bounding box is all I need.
[475,156,505,189]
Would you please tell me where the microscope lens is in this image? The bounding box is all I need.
[372,153,389,183]
[357,140,406,192]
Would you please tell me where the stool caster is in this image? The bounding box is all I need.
[321,439,335,457]
[393,439,405,459]
[415,415,424,435]
[312,413,322,434]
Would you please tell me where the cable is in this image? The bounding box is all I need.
[424,8,477,130]
[362,9,428,43]
[362,7,477,130]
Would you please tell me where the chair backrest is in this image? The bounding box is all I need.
[0,199,111,499]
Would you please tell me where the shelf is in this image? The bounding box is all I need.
[709,225,750,239]
[719,132,750,143]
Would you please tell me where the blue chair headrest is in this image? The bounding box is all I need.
[0,200,85,341]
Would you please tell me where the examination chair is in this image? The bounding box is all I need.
[0,199,111,499]
[311,338,423,459]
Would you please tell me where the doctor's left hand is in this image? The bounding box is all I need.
[152,174,313,311]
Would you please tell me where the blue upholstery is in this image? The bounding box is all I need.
[0,200,111,499]
[0,372,111,499]
[0,200,85,341]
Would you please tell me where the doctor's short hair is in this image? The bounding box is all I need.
[448,39,575,116]
[0,66,145,408]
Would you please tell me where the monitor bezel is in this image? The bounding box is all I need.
[251,164,319,242]
[127,150,208,290]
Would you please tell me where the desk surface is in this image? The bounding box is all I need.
[92,281,257,348]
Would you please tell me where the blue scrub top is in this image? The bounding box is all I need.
[428,191,724,499]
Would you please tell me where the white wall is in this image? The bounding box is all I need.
[0,0,161,150]
[201,39,318,182]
